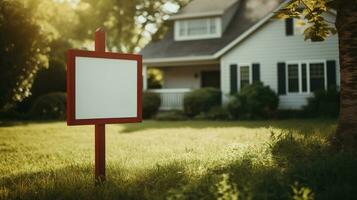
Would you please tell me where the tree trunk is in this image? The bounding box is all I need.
[333,2,357,150]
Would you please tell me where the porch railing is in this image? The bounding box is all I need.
[149,88,192,110]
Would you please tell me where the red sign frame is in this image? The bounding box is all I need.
[66,49,142,126]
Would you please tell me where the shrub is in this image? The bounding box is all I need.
[16,60,66,113]
[303,87,339,118]
[272,109,306,119]
[0,109,27,120]
[227,82,279,119]
[142,92,161,119]
[194,106,230,120]
[154,111,187,121]
[29,92,67,120]
[183,88,221,117]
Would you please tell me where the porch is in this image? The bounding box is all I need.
[143,64,220,110]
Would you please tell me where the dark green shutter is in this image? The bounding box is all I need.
[327,60,337,89]
[277,62,286,95]
[252,63,260,83]
[285,18,294,36]
[230,64,237,94]
[301,63,307,92]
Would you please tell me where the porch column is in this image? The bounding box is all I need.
[143,65,148,90]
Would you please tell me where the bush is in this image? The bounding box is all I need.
[272,109,306,119]
[29,92,67,120]
[16,60,66,113]
[227,82,279,119]
[0,109,27,120]
[142,92,161,119]
[154,111,187,121]
[183,88,221,117]
[194,106,230,120]
[303,88,339,118]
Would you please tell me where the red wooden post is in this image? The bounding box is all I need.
[94,28,106,183]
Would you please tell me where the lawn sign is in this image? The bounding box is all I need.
[66,28,142,183]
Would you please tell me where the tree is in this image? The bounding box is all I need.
[0,0,49,110]
[277,0,357,150]
[74,0,188,53]
[148,68,163,89]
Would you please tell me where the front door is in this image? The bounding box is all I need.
[201,71,220,88]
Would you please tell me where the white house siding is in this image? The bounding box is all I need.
[220,13,339,109]
[161,65,219,89]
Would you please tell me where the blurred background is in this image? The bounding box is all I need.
[0,0,188,120]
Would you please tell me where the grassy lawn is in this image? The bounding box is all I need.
[1,119,356,199]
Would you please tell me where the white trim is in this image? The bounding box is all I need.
[238,64,252,90]
[286,62,300,94]
[149,88,191,93]
[143,55,216,64]
[214,14,274,57]
[174,18,222,41]
[285,60,328,94]
[143,65,148,90]
[306,63,310,93]
[169,11,223,20]
[309,60,328,91]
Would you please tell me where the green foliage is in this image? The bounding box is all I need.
[16,60,67,113]
[292,182,314,200]
[0,0,188,112]
[273,109,306,119]
[183,88,221,117]
[75,0,189,53]
[215,174,239,200]
[0,109,27,121]
[303,87,340,118]
[29,92,66,120]
[227,82,279,119]
[275,0,336,41]
[154,111,187,121]
[194,106,230,120]
[142,92,161,119]
[31,60,67,102]
[148,68,163,89]
[0,0,49,110]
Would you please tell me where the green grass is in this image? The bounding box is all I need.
[1,119,356,199]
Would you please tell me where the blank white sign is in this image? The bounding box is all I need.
[75,57,138,119]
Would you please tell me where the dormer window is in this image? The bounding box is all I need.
[175,17,221,41]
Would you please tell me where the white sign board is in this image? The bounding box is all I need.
[75,57,137,119]
[67,50,142,125]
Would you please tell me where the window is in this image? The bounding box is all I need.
[286,17,313,37]
[284,61,327,94]
[187,19,208,36]
[209,18,216,34]
[240,66,250,89]
[310,63,325,92]
[285,18,294,36]
[175,18,221,40]
[287,64,299,92]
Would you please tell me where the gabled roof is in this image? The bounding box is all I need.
[169,0,238,20]
[141,0,287,64]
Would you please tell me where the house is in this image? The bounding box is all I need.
[140,0,339,110]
